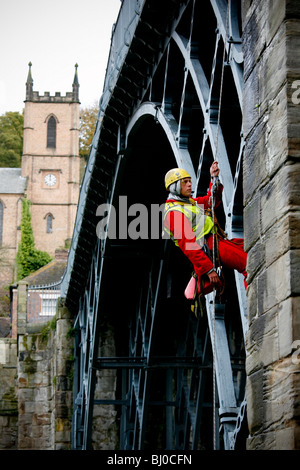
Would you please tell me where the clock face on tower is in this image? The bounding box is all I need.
[44,173,57,187]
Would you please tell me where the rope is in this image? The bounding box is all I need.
[212,2,230,451]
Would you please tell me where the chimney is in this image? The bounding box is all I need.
[55,249,69,261]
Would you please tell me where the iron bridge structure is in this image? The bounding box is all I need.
[61,0,248,450]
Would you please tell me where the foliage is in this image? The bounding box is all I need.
[40,315,57,343]
[0,286,10,316]
[79,102,98,161]
[0,111,23,167]
[16,198,52,280]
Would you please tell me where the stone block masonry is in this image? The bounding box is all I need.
[0,339,18,449]
[0,299,74,450]
[92,319,119,450]
[17,301,74,450]
[242,0,300,449]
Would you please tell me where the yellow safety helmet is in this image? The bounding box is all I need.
[164,168,191,190]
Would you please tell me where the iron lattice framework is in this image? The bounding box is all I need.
[62,0,248,450]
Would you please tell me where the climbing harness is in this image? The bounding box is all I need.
[180,193,226,316]
[164,199,215,247]
[184,269,222,316]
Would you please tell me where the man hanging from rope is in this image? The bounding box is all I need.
[163,162,248,297]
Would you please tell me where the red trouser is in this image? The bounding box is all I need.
[207,235,248,288]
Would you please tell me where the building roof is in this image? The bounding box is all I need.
[0,168,27,194]
[22,249,68,286]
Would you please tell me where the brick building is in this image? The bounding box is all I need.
[0,63,80,285]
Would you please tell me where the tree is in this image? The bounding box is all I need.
[16,198,52,280]
[79,103,99,161]
[0,111,24,167]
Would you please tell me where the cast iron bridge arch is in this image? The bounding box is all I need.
[61,0,248,450]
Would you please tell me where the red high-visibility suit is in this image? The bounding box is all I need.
[164,182,248,288]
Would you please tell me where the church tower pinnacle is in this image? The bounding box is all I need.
[25,61,33,101]
[72,63,80,102]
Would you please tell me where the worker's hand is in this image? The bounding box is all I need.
[210,161,220,178]
[208,270,219,284]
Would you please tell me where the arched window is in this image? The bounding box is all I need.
[47,116,56,148]
[17,198,22,228]
[45,213,54,233]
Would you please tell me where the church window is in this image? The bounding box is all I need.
[46,213,54,233]
[47,116,56,148]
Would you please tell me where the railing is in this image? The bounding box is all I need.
[27,281,62,323]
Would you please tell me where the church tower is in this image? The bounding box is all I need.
[22,63,80,257]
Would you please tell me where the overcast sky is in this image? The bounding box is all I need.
[0,0,121,115]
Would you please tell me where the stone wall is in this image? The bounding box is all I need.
[92,321,118,450]
[17,302,74,450]
[0,298,74,450]
[0,338,18,449]
[242,0,300,449]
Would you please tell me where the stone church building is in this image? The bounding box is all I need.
[0,63,80,285]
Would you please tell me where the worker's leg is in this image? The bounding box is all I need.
[207,236,248,288]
